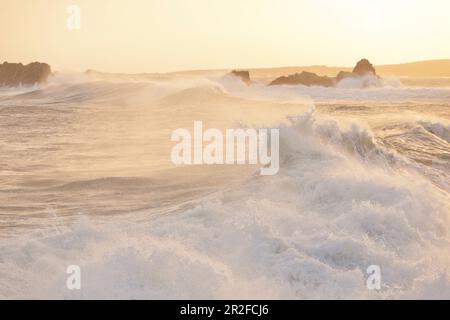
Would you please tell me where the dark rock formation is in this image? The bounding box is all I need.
[0,62,52,87]
[269,59,380,87]
[336,71,353,82]
[337,59,380,87]
[352,59,377,77]
[269,71,335,87]
[229,70,251,84]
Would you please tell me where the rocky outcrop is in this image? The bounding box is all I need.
[352,59,377,77]
[269,71,335,87]
[269,59,380,87]
[229,70,251,85]
[0,62,52,87]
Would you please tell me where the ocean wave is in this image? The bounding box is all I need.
[0,73,218,106]
[1,109,449,299]
[418,119,450,143]
[2,72,450,108]
[217,75,450,103]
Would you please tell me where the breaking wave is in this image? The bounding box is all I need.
[0,73,449,299]
[418,119,450,143]
[1,108,449,299]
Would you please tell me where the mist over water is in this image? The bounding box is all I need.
[0,73,449,299]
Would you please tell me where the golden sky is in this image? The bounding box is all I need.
[2,0,450,73]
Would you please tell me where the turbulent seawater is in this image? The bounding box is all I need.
[0,73,449,299]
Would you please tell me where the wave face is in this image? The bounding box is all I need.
[0,73,450,299]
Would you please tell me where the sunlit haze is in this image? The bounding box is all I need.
[2,0,450,72]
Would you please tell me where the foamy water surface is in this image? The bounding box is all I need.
[0,73,449,299]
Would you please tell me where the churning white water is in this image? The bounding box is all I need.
[0,72,449,299]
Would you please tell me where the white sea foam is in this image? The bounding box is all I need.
[216,74,450,103]
[1,106,449,299]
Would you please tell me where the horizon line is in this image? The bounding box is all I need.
[4,58,450,75]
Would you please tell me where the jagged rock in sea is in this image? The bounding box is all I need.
[229,70,251,85]
[337,59,381,88]
[351,58,377,77]
[0,62,52,87]
[269,71,335,87]
[269,59,380,87]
